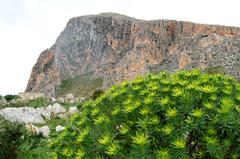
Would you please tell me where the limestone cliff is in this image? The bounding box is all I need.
[26,13,240,97]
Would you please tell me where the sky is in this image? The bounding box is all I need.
[0,0,240,95]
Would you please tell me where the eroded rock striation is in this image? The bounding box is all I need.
[26,13,240,97]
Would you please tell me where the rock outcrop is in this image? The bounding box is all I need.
[18,92,45,100]
[0,107,45,124]
[0,103,77,124]
[26,13,240,97]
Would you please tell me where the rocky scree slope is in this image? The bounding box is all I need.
[26,13,240,97]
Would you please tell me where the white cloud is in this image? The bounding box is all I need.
[0,0,239,95]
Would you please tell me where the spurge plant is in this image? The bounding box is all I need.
[50,70,240,159]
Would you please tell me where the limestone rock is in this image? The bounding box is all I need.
[37,107,51,120]
[39,126,50,138]
[65,94,75,103]
[26,13,240,97]
[0,107,45,124]
[19,92,45,100]
[52,103,66,114]
[55,125,65,132]
[26,123,40,134]
[51,97,56,103]
[68,106,78,115]
[57,97,65,103]
[46,103,66,118]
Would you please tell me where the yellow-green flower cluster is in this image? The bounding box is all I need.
[50,69,240,158]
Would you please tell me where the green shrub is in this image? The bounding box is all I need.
[50,70,240,158]
[18,138,50,159]
[0,117,28,159]
[91,89,104,100]
[0,117,49,159]
[4,94,19,101]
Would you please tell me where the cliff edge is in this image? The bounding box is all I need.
[26,13,240,97]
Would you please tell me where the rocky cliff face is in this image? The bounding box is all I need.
[26,13,240,97]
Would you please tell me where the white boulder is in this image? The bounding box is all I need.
[55,125,65,132]
[51,97,56,103]
[39,126,50,138]
[46,103,66,118]
[0,107,45,124]
[65,93,74,100]
[37,107,51,120]
[65,94,75,103]
[68,106,78,115]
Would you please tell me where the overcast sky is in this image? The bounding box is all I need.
[0,0,240,95]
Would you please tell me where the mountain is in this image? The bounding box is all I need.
[26,13,240,97]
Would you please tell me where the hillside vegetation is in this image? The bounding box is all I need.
[50,70,240,158]
[57,72,103,97]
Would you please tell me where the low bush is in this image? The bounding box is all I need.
[91,89,104,100]
[4,94,19,101]
[0,117,47,159]
[50,70,240,158]
[0,117,27,159]
[18,138,50,159]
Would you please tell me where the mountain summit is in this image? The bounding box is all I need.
[26,13,240,97]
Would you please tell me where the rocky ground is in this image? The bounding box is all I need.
[0,93,85,138]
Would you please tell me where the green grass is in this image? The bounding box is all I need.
[27,97,48,108]
[18,139,50,159]
[57,72,103,97]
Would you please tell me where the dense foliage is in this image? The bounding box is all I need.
[50,70,240,158]
[3,94,19,101]
[91,90,104,100]
[0,117,25,159]
[0,117,48,159]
